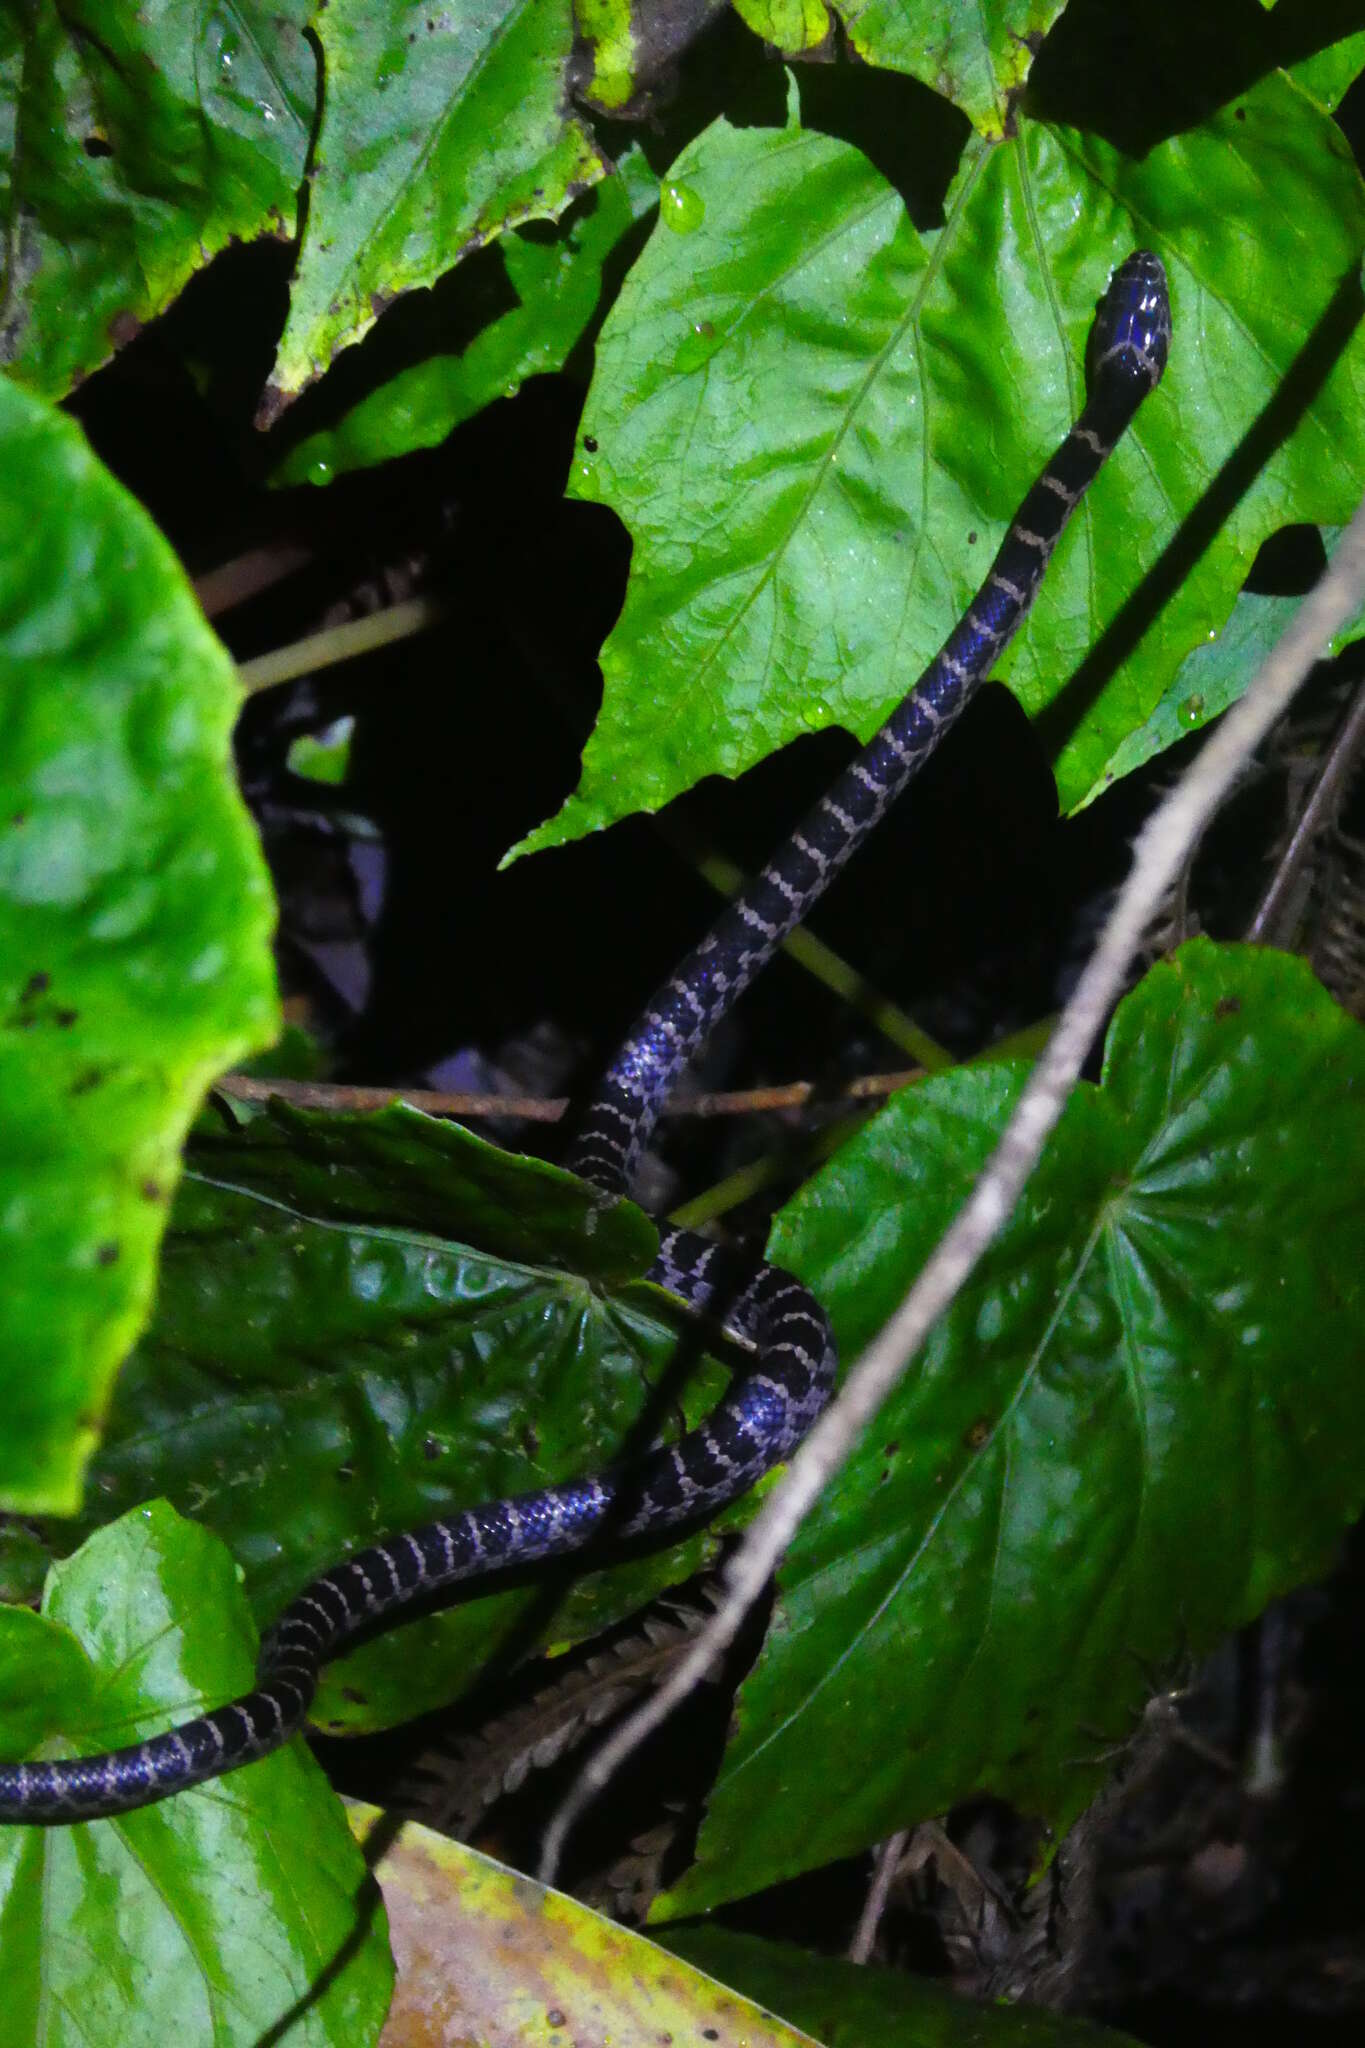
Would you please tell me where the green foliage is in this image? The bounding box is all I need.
[730,0,1070,138]
[275,144,660,483]
[662,1927,1142,2046]
[1101,526,1365,794]
[572,0,646,114]
[0,378,278,1515]
[4,1103,751,1735]
[3,4,1365,2043]
[0,1504,393,2047]
[268,0,607,405]
[0,2,314,398]
[510,74,1365,854]
[659,944,1365,1914]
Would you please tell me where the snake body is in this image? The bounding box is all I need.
[0,252,1169,1822]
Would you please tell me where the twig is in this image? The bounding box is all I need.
[1244,1602,1290,1800]
[681,1071,922,1116]
[213,1066,922,1125]
[236,594,448,696]
[537,491,1365,1886]
[1247,671,1365,942]
[215,1072,566,1121]
[849,1830,909,1963]
[193,540,314,620]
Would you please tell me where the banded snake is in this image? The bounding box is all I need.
[0,250,1170,1821]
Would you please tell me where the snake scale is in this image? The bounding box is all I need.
[0,251,1169,1822]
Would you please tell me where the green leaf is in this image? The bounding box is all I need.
[0,1606,89,1761]
[285,717,354,786]
[275,147,659,485]
[7,1102,752,1736]
[1288,32,1365,109]
[730,0,834,57]
[268,0,607,406]
[0,1504,393,2048]
[0,1,314,399]
[657,943,1365,1915]
[572,0,642,114]
[0,379,279,1516]
[1091,525,1365,800]
[732,0,1068,138]
[509,75,1365,864]
[661,1928,1143,2047]
[190,1094,658,1280]
[571,0,746,119]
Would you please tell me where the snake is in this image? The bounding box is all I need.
[0,250,1169,1823]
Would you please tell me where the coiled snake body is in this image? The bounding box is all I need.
[0,252,1169,1821]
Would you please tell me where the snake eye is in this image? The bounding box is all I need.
[1088,250,1171,396]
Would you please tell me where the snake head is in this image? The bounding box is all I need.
[1089,250,1171,399]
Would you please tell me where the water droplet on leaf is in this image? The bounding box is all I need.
[659,180,704,234]
[1179,692,1205,727]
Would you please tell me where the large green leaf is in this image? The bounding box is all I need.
[268,0,607,406]
[510,71,1365,863]
[657,943,1365,1915]
[5,1102,754,1736]
[0,1504,392,2048]
[0,1,314,398]
[0,379,278,1516]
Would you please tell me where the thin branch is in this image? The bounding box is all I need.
[193,540,314,620]
[538,492,1365,1886]
[1247,671,1365,942]
[215,1064,916,1130]
[213,1066,923,1125]
[849,1830,909,1963]
[236,594,448,696]
[215,1072,566,1121]
[681,1070,923,1116]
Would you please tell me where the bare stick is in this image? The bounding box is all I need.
[213,1066,922,1124]
[538,492,1365,1887]
[1247,671,1365,943]
[236,595,447,695]
[215,1073,567,1121]
[193,541,313,620]
[848,1830,909,1963]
